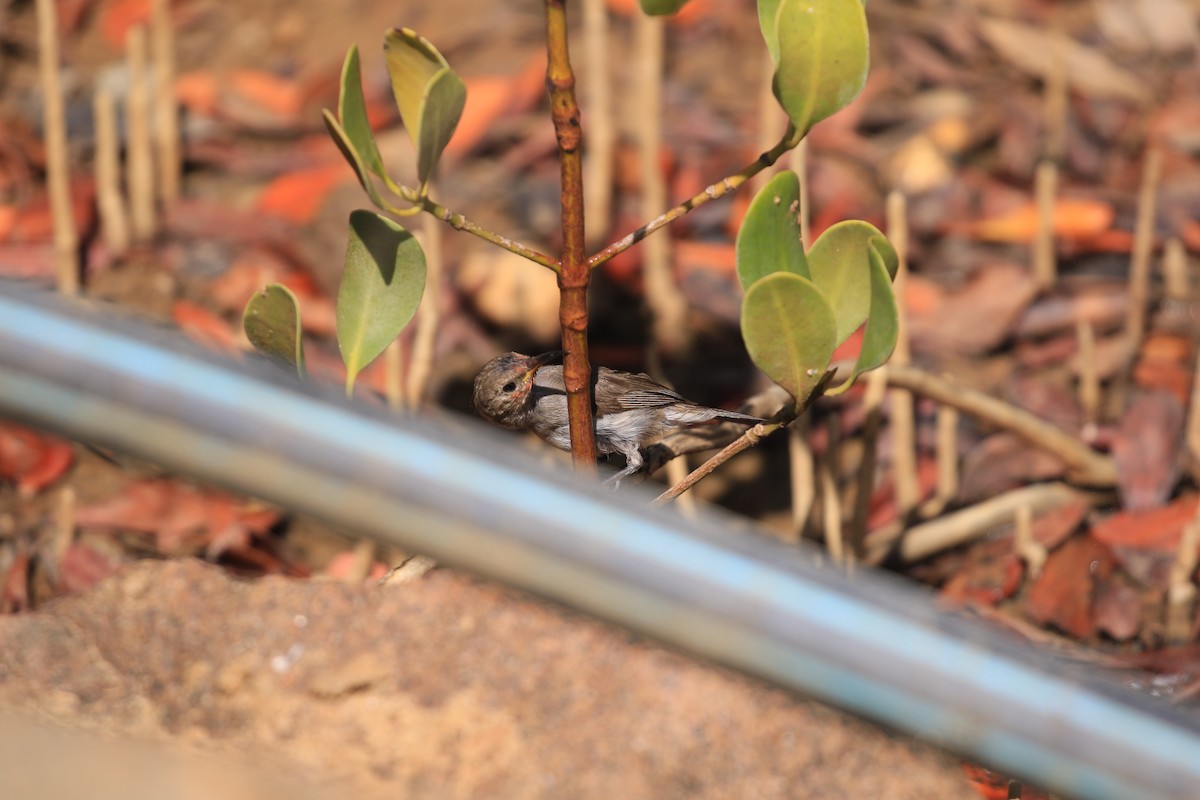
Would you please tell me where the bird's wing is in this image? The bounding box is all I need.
[596,368,687,411]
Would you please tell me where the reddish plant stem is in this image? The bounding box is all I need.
[544,0,597,473]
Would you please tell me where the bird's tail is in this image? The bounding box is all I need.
[668,406,764,427]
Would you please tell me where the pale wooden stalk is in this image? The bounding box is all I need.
[848,367,887,556]
[150,0,180,204]
[1162,237,1190,301]
[819,458,844,564]
[794,138,810,245]
[919,403,958,518]
[405,212,442,408]
[1166,504,1200,644]
[1042,29,1068,161]
[786,139,813,538]
[634,12,687,354]
[1033,160,1058,289]
[1125,147,1163,345]
[1013,503,1047,577]
[582,0,613,245]
[1187,347,1200,464]
[51,486,76,564]
[751,49,780,195]
[787,419,813,542]
[886,191,919,514]
[867,483,1088,566]
[35,0,78,293]
[125,25,157,241]
[1076,318,1100,427]
[93,88,130,254]
[384,339,404,411]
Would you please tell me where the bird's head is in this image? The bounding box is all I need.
[472,351,562,428]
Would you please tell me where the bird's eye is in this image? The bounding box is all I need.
[502,381,517,393]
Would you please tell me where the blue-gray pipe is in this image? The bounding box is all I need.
[0,279,1197,799]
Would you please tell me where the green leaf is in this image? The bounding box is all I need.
[772,0,869,138]
[337,210,427,394]
[826,242,898,395]
[338,45,386,179]
[383,28,467,188]
[640,0,691,13]
[323,110,388,211]
[757,0,784,64]
[741,272,837,403]
[807,220,896,344]
[736,170,809,291]
[243,283,306,379]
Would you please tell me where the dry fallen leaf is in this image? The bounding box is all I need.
[978,18,1147,103]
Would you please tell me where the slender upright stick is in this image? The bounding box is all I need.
[635,12,687,353]
[150,0,181,204]
[1126,147,1163,346]
[35,0,78,293]
[545,0,597,471]
[582,0,613,246]
[406,211,443,408]
[126,25,156,241]
[887,191,919,514]
[1033,160,1058,289]
[93,88,130,254]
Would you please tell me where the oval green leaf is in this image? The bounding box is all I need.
[826,242,898,395]
[383,28,466,188]
[807,220,896,345]
[757,0,784,64]
[243,283,306,379]
[337,210,427,394]
[641,0,692,13]
[736,170,809,291]
[772,0,869,138]
[338,45,386,179]
[741,272,837,403]
[323,110,387,210]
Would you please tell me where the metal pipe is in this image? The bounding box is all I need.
[0,280,1197,799]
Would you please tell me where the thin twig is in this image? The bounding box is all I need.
[653,372,833,505]
[417,194,559,272]
[35,0,78,293]
[885,364,1116,486]
[1125,146,1163,345]
[865,482,1089,565]
[545,0,597,472]
[587,127,797,271]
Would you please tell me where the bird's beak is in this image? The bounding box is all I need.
[522,351,563,372]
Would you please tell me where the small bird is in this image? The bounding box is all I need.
[472,351,764,483]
